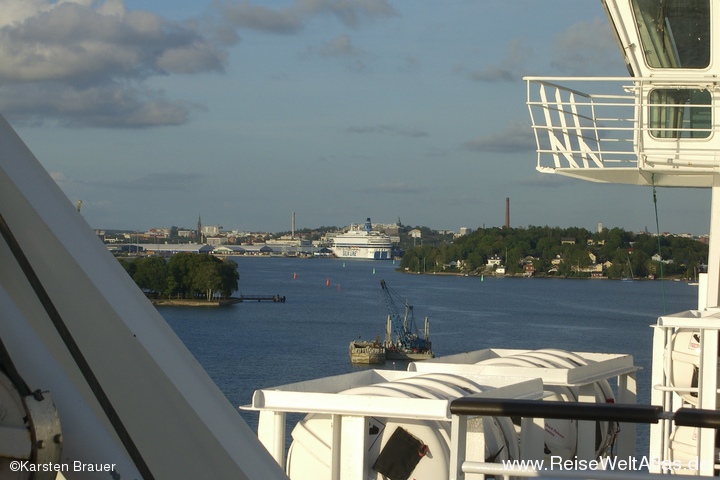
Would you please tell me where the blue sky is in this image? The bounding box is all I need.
[1,1,711,234]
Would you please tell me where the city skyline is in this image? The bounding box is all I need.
[108,217,707,239]
[1,1,712,235]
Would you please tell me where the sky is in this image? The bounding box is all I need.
[0,0,712,235]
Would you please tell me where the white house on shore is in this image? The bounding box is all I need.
[486,254,502,268]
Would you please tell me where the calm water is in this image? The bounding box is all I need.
[158,257,698,432]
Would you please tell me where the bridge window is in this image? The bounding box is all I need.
[649,89,711,139]
[632,0,710,69]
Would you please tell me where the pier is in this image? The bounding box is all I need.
[236,295,286,303]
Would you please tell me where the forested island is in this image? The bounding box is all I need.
[119,253,239,300]
[399,226,708,279]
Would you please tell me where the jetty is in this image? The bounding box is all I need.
[236,295,286,303]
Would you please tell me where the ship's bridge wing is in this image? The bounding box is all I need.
[525,76,720,188]
[527,0,719,188]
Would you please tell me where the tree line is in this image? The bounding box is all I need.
[399,226,708,279]
[119,253,239,300]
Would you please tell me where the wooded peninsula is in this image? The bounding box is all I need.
[399,226,708,279]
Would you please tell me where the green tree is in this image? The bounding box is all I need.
[165,253,239,299]
[118,258,137,277]
[167,253,196,298]
[132,256,169,295]
[193,262,224,300]
[218,261,240,298]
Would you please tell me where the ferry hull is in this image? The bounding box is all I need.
[332,247,391,260]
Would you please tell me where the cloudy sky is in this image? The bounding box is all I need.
[1,0,711,234]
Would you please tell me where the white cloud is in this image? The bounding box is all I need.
[346,124,428,138]
[216,0,397,33]
[460,18,624,83]
[463,120,535,153]
[549,18,625,76]
[215,1,304,34]
[460,39,531,84]
[0,0,223,127]
[0,3,224,82]
[0,83,196,128]
[0,0,398,128]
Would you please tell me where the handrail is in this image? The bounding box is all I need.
[674,408,720,428]
[450,397,663,424]
[450,397,720,429]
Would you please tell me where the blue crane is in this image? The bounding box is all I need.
[379,279,431,353]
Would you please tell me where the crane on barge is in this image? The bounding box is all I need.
[380,279,433,361]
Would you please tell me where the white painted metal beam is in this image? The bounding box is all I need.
[0,114,287,479]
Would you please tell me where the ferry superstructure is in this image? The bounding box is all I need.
[330,218,392,260]
[1,2,720,480]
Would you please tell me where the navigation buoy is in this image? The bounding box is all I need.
[481,275,484,282]
[293,272,297,280]
[343,262,345,267]
[373,268,376,274]
[326,278,330,286]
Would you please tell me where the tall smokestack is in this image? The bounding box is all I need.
[292,211,295,238]
[505,197,510,228]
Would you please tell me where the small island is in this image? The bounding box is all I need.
[119,252,240,305]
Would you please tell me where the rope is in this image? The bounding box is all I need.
[652,174,668,314]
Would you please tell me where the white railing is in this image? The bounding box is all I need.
[526,77,637,171]
[525,77,720,186]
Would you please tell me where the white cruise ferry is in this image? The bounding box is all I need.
[330,218,392,260]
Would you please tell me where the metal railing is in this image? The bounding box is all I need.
[525,77,720,182]
[449,397,720,480]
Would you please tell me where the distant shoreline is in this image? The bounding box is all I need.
[405,271,687,281]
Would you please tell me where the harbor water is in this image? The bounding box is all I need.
[158,256,698,440]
